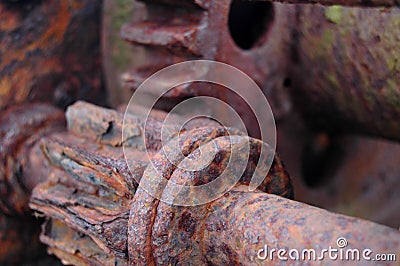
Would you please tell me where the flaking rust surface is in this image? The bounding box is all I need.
[29,102,293,265]
[41,218,127,266]
[203,186,400,266]
[29,102,400,265]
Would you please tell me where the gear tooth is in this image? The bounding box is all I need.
[121,69,150,91]
[122,66,192,98]
[122,64,167,92]
[121,20,203,56]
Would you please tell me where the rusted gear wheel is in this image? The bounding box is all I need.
[118,0,295,133]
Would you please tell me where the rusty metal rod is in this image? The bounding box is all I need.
[290,5,400,141]
[32,186,400,265]
[31,184,400,265]
[203,185,400,265]
[29,102,292,261]
[27,102,400,265]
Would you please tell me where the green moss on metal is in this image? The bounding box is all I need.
[110,0,132,31]
[324,6,343,25]
[315,29,334,58]
[336,9,353,37]
[108,0,133,70]
[322,29,334,46]
[386,78,400,108]
[325,72,348,113]
[391,15,400,28]
[326,73,339,89]
[387,57,398,73]
[297,6,400,139]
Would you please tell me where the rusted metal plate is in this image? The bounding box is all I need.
[120,0,293,93]
[0,0,105,110]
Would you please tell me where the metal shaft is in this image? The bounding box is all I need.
[27,102,400,265]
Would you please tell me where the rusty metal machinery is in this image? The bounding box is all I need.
[116,0,295,137]
[112,0,400,139]
[26,102,400,265]
[0,0,399,265]
[0,104,398,265]
[107,0,400,222]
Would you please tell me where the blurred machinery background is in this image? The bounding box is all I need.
[0,0,399,264]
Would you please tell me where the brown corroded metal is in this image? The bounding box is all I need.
[128,128,292,265]
[120,0,293,88]
[0,103,65,215]
[103,0,400,233]
[41,218,127,266]
[0,213,47,265]
[0,103,64,266]
[290,5,400,141]
[108,0,400,141]
[29,101,292,264]
[32,187,400,265]
[0,0,105,110]
[28,102,400,265]
[0,1,105,260]
[202,186,400,265]
[114,0,295,135]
